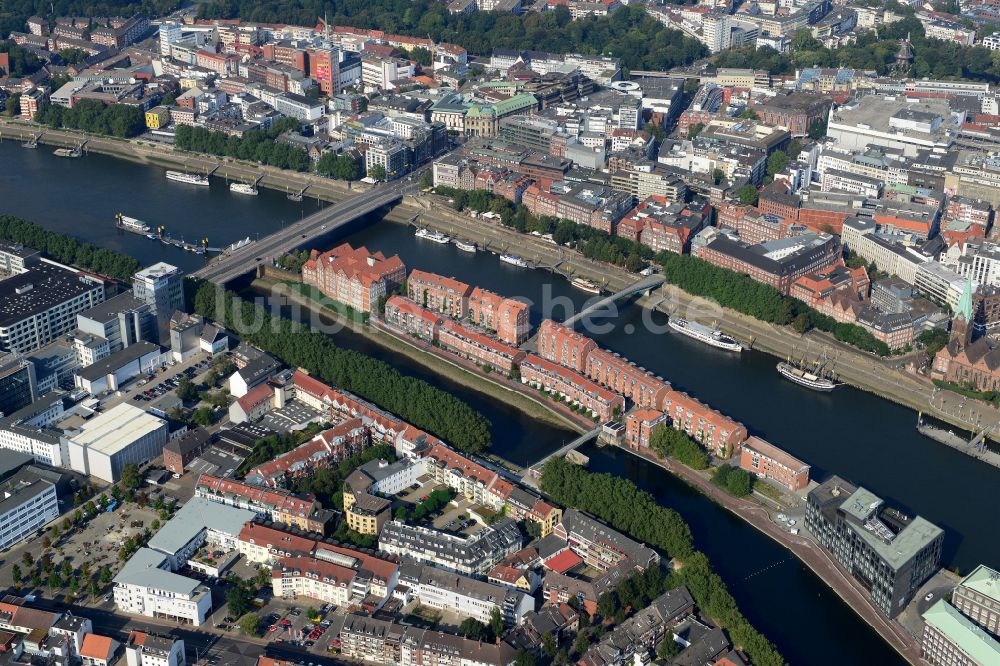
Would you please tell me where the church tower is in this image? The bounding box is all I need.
[950,278,974,351]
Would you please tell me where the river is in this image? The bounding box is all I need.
[6,139,997,664]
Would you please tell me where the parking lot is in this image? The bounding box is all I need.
[96,351,212,411]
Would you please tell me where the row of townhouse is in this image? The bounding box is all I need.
[405,270,531,345]
[537,320,748,456]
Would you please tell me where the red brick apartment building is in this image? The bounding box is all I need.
[407,270,472,319]
[625,409,668,450]
[384,295,443,341]
[301,243,405,313]
[468,287,531,345]
[661,390,747,458]
[738,436,810,491]
[438,320,526,374]
[537,320,596,373]
[520,354,624,422]
[585,348,671,409]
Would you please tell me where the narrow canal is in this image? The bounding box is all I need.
[5,140,995,664]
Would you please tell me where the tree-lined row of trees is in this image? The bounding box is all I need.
[657,252,891,356]
[0,215,141,281]
[435,185,652,270]
[175,120,310,171]
[35,99,146,138]
[649,424,709,470]
[197,1,707,72]
[193,282,492,452]
[540,457,784,666]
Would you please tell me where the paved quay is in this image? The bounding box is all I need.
[616,444,925,666]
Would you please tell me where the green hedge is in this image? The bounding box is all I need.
[193,282,492,453]
[0,215,141,282]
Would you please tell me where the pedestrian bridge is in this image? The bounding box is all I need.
[562,273,666,327]
[521,426,601,488]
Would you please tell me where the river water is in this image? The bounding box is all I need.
[7,139,998,664]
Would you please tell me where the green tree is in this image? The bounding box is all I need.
[238,613,260,635]
[657,637,679,660]
[88,581,100,598]
[712,167,725,184]
[99,566,112,585]
[120,463,142,491]
[176,376,199,401]
[736,185,759,206]
[514,650,536,666]
[597,592,618,619]
[48,572,62,589]
[409,46,433,66]
[542,632,558,657]
[191,407,216,427]
[489,607,504,639]
[766,150,790,179]
[458,618,489,641]
[808,119,827,140]
[226,579,254,618]
[11,565,21,587]
[419,170,434,190]
[686,122,705,139]
[739,107,758,120]
[368,164,387,181]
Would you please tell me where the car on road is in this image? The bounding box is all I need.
[925,592,934,601]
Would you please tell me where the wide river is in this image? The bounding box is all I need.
[6,139,999,664]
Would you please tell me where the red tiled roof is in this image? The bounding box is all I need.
[544,549,584,574]
[80,634,114,661]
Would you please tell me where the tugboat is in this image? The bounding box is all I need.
[776,361,838,391]
[668,317,742,352]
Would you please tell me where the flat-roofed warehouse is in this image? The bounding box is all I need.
[67,403,168,482]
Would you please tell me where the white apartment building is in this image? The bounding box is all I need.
[125,632,185,666]
[0,264,105,354]
[113,548,212,626]
[947,238,1000,288]
[816,146,909,187]
[914,262,972,311]
[361,57,413,90]
[365,139,408,180]
[271,556,356,606]
[0,476,59,550]
[841,218,928,284]
[403,563,534,626]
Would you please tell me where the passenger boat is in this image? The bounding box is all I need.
[500,254,528,267]
[454,240,477,253]
[668,317,742,352]
[53,147,80,158]
[165,170,209,186]
[115,214,151,233]
[415,228,451,244]
[230,182,258,195]
[776,361,837,392]
[570,277,601,294]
